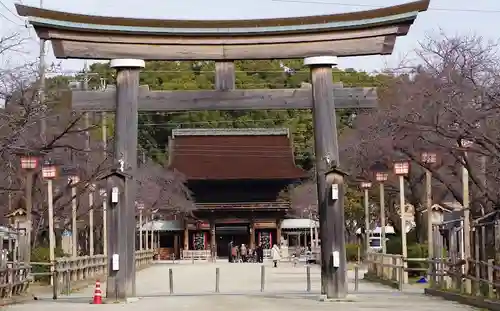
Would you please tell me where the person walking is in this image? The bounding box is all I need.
[240,244,247,262]
[256,243,264,263]
[228,241,233,263]
[231,244,238,263]
[271,244,281,268]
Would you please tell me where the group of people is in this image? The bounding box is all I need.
[228,242,265,263]
[228,242,282,267]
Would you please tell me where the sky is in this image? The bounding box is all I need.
[1,0,500,75]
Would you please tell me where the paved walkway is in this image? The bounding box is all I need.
[6,261,479,311]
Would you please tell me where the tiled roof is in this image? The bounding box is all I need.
[168,128,308,180]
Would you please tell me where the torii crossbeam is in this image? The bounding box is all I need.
[65,85,378,112]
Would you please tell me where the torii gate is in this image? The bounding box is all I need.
[17,0,429,300]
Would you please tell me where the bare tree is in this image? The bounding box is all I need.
[340,33,500,242]
[0,32,193,254]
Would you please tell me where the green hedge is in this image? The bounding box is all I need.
[31,246,67,284]
[346,243,360,262]
[386,237,428,277]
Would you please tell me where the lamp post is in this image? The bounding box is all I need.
[88,183,96,256]
[99,189,107,256]
[20,154,39,264]
[421,151,437,281]
[430,205,445,285]
[151,209,158,250]
[394,159,410,284]
[373,164,389,254]
[461,139,473,293]
[68,174,80,257]
[360,181,372,256]
[137,202,144,250]
[42,160,57,285]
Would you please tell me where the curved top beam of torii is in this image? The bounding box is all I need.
[15,0,429,60]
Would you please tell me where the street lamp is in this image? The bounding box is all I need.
[151,208,158,249]
[19,154,40,264]
[360,181,372,256]
[42,160,57,286]
[20,155,39,170]
[421,151,437,279]
[99,189,107,256]
[68,174,80,257]
[136,202,144,250]
[393,158,410,284]
[372,162,389,254]
[88,183,96,256]
[460,139,473,293]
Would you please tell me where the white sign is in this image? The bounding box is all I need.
[118,158,125,172]
[111,187,119,203]
[331,184,339,200]
[112,254,119,271]
[332,251,340,268]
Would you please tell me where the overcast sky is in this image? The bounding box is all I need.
[1,0,500,74]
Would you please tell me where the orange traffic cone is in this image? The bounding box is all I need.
[92,280,103,304]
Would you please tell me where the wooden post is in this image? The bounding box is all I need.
[138,209,143,250]
[145,215,149,250]
[71,185,77,257]
[215,61,235,91]
[314,225,319,248]
[425,169,434,287]
[462,157,472,294]
[495,219,500,299]
[84,113,95,256]
[107,59,144,300]
[380,182,387,254]
[488,258,494,298]
[173,233,178,258]
[210,221,216,259]
[363,188,370,255]
[89,189,94,256]
[249,220,255,249]
[473,228,480,295]
[304,56,347,299]
[24,171,34,264]
[183,221,189,251]
[101,112,108,256]
[150,217,154,250]
[276,219,282,246]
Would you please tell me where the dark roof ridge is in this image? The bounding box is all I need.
[172,128,289,137]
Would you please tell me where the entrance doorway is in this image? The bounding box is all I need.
[216,225,249,257]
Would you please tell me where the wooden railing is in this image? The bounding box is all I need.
[195,202,291,210]
[428,257,500,299]
[30,250,155,297]
[365,253,405,289]
[182,250,212,260]
[0,264,30,299]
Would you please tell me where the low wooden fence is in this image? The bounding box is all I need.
[365,252,500,305]
[30,249,155,298]
[364,252,428,290]
[0,264,30,299]
[427,257,500,299]
[182,250,212,261]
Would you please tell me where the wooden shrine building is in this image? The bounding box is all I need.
[167,128,307,258]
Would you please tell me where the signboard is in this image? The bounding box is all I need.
[331,184,339,200]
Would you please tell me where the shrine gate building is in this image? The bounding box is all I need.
[164,128,308,258]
